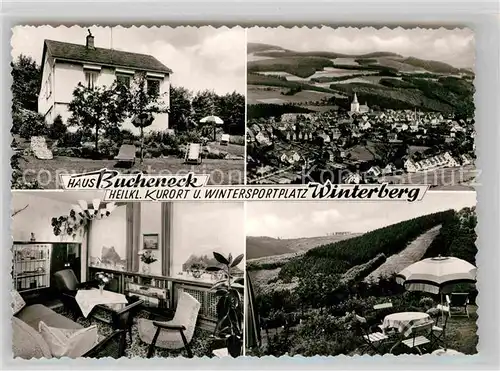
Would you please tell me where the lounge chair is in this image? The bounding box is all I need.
[184,143,202,165]
[137,291,201,358]
[30,136,53,160]
[220,134,230,146]
[446,293,470,317]
[114,144,136,166]
[373,302,393,310]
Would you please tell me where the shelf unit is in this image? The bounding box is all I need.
[13,243,51,292]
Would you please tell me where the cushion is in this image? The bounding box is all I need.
[17,304,83,330]
[38,321,98,358]
[10,289,26,315]
[12,317,52,359]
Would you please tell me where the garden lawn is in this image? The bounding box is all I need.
[445,305,478,355]
[16,155,244,189]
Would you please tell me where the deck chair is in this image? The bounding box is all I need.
[30,136,53,160]
[114,144,136,166]
[137,291,201,358]
[220,134,230,146]
[353,314,388,355]
[446,293,470,317]
[373,302,393,310]
[184,143,202,165]
[401,321,434,355]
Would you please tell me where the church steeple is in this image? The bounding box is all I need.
[353,93,358,103]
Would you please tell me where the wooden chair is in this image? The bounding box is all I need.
[111,298,144,343]
[353,314,389,355]
[184,143,202,165]
[430,306,450,349]
[137,292,201,358]
[446,293,470,317]
[401,321,434,354]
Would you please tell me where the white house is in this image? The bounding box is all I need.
[38,31,172,134]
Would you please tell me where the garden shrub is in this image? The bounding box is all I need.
[48,115,67,140]
[18,111,48,139]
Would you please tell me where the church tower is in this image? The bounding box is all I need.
[350,93,360,113]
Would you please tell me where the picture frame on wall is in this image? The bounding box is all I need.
[143,234,159,250]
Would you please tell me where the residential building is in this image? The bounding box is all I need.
[38,31,171,134]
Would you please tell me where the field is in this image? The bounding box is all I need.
[247,85,337,106]
[247,43,474,115]
[15,154,245,188]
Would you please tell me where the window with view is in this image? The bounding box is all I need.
[85,70,99,89]
[170,202,245,283]
[147,79,160,96]
[116,74,131,88]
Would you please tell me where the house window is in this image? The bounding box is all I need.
[85,70,99,89]
[147,79,160,96]
[116,74,131,88]
[170,202,245,283]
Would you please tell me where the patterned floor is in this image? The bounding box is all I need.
[54,307,214,358]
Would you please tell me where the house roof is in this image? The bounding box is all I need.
[43,39,172,74]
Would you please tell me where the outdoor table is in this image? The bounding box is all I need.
[381,312,431,334]
[75,288,128,318]
[432,349,465,356]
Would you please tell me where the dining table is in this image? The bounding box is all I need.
[75,288,129,318]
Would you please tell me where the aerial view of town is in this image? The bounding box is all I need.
[246,27,476,190]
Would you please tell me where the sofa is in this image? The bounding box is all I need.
[13,303,86,359]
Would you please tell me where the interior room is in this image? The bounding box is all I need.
[11,191,245,359]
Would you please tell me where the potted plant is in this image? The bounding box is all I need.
[206,252,244,357]
[190,263,206,279]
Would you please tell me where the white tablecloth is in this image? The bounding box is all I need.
[75,289,128,317]
[381,312,431,333]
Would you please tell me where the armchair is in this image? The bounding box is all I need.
[137,291,201,358]
[53,269,96,319]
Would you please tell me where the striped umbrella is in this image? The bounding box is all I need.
[396,256,477,295]
[245,271,261,350]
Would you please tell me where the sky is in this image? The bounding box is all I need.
[11,26,245,95]
[248,27,475,69]
[246,192,476,238]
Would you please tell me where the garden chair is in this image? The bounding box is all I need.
[401,320,434,355]
[220,134,230,146]
[184,143,203,165]
[430,306,450,349]
[137,291,201,358]
[353,314,389,355]
[114,144,136,166]
[446,293,470,317]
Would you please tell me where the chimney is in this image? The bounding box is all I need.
[86,29,95,49]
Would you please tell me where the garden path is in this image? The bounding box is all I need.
[363,224,442,283]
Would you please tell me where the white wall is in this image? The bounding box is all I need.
[38,53,55,122]
[12,192,87,280]
[48,62,170,133]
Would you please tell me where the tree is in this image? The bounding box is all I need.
[217,92,245,135]
[11,54,41,112]
[67,83,128,155]
[192,90,218,123]
[125,73,169,163]
[169,86,193,132]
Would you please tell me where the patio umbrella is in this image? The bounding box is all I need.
[199,115,224,125]
[396,256,477,295]
[199,115,224,141]
[245,271,261,350]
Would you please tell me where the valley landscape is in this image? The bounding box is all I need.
[246,29,476,188]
